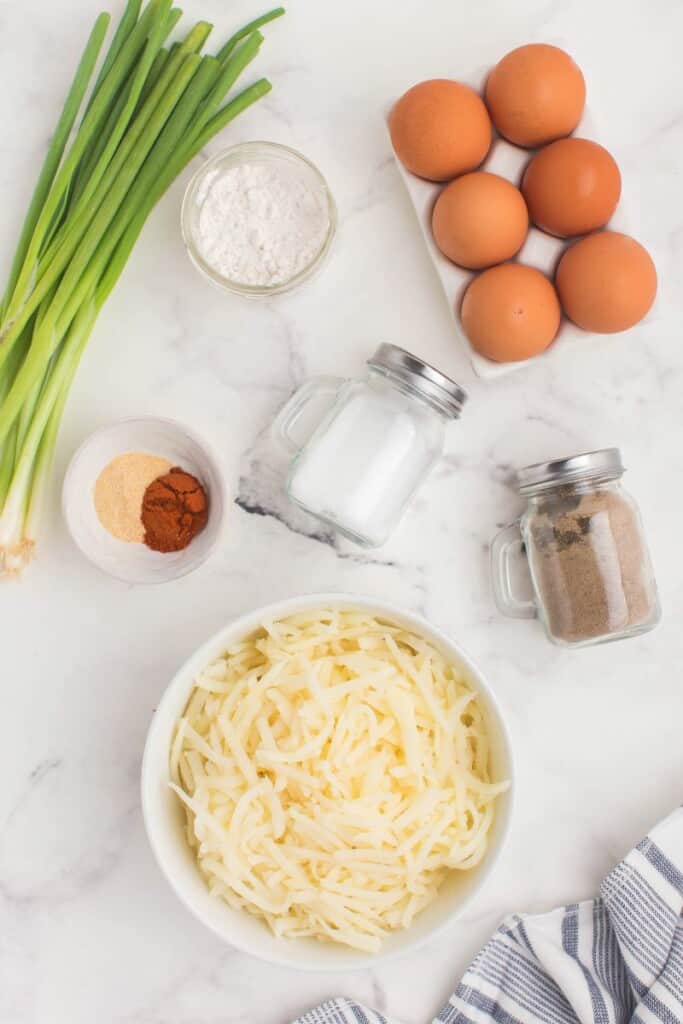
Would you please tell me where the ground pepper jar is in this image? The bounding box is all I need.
[491,449,660,647]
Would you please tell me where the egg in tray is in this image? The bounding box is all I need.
[388,44,657,377]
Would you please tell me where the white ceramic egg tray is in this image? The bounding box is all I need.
[388,71,631,379]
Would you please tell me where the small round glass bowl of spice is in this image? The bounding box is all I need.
[181,141,336,296]
[62,417,226,584]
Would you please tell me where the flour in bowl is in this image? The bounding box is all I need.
[194,158,331,287]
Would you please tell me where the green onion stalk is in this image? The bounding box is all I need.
[0,0,284,575]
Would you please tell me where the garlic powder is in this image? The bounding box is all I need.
[94,452,172,543]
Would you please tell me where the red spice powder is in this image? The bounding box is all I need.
[141,466,209,553]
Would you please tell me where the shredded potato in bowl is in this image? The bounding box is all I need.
[169,608,509,953]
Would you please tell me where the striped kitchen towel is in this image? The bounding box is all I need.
[293,807,683,1024]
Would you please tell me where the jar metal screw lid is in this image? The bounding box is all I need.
[367,343,468,419]
[516,448,625,495]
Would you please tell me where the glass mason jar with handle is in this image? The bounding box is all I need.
[491,449,660,647]
[273,344,467,547]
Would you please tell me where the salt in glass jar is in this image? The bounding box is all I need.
[273,344,467,547]
[491,449,660,647]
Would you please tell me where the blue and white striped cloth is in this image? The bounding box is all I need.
[293,808,683,1024]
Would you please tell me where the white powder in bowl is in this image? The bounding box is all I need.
[193,159,331,288]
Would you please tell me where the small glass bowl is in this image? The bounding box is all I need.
[181,141,337,297]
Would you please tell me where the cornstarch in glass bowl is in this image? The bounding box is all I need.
[182,142,336,295]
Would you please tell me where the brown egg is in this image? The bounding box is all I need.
[522,138,621,237]
[432,172,529,269]
[485,44,586,148]
[461,263,561,361]
[389,79,492,181]
[555,231,657,333]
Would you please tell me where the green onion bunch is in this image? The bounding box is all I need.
[0,0,284,575]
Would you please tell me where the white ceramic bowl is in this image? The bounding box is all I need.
[62,417,226,584]
[141,593,514,970]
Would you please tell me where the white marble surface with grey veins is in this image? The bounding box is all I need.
[2,1,683,1022]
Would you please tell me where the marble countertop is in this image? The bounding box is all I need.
[3,1,683,1021]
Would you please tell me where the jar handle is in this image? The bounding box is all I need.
[490,521,537,619]
[273,376,345,454]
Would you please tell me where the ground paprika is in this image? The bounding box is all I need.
[141,466,209,553]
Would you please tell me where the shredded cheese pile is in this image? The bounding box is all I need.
[170,609,507,952]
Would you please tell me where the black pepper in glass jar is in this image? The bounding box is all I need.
[493,449,661,648]
[527,484,657,644]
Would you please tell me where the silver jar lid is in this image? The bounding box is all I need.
[367,344,468,419]
[516,448,624,494]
